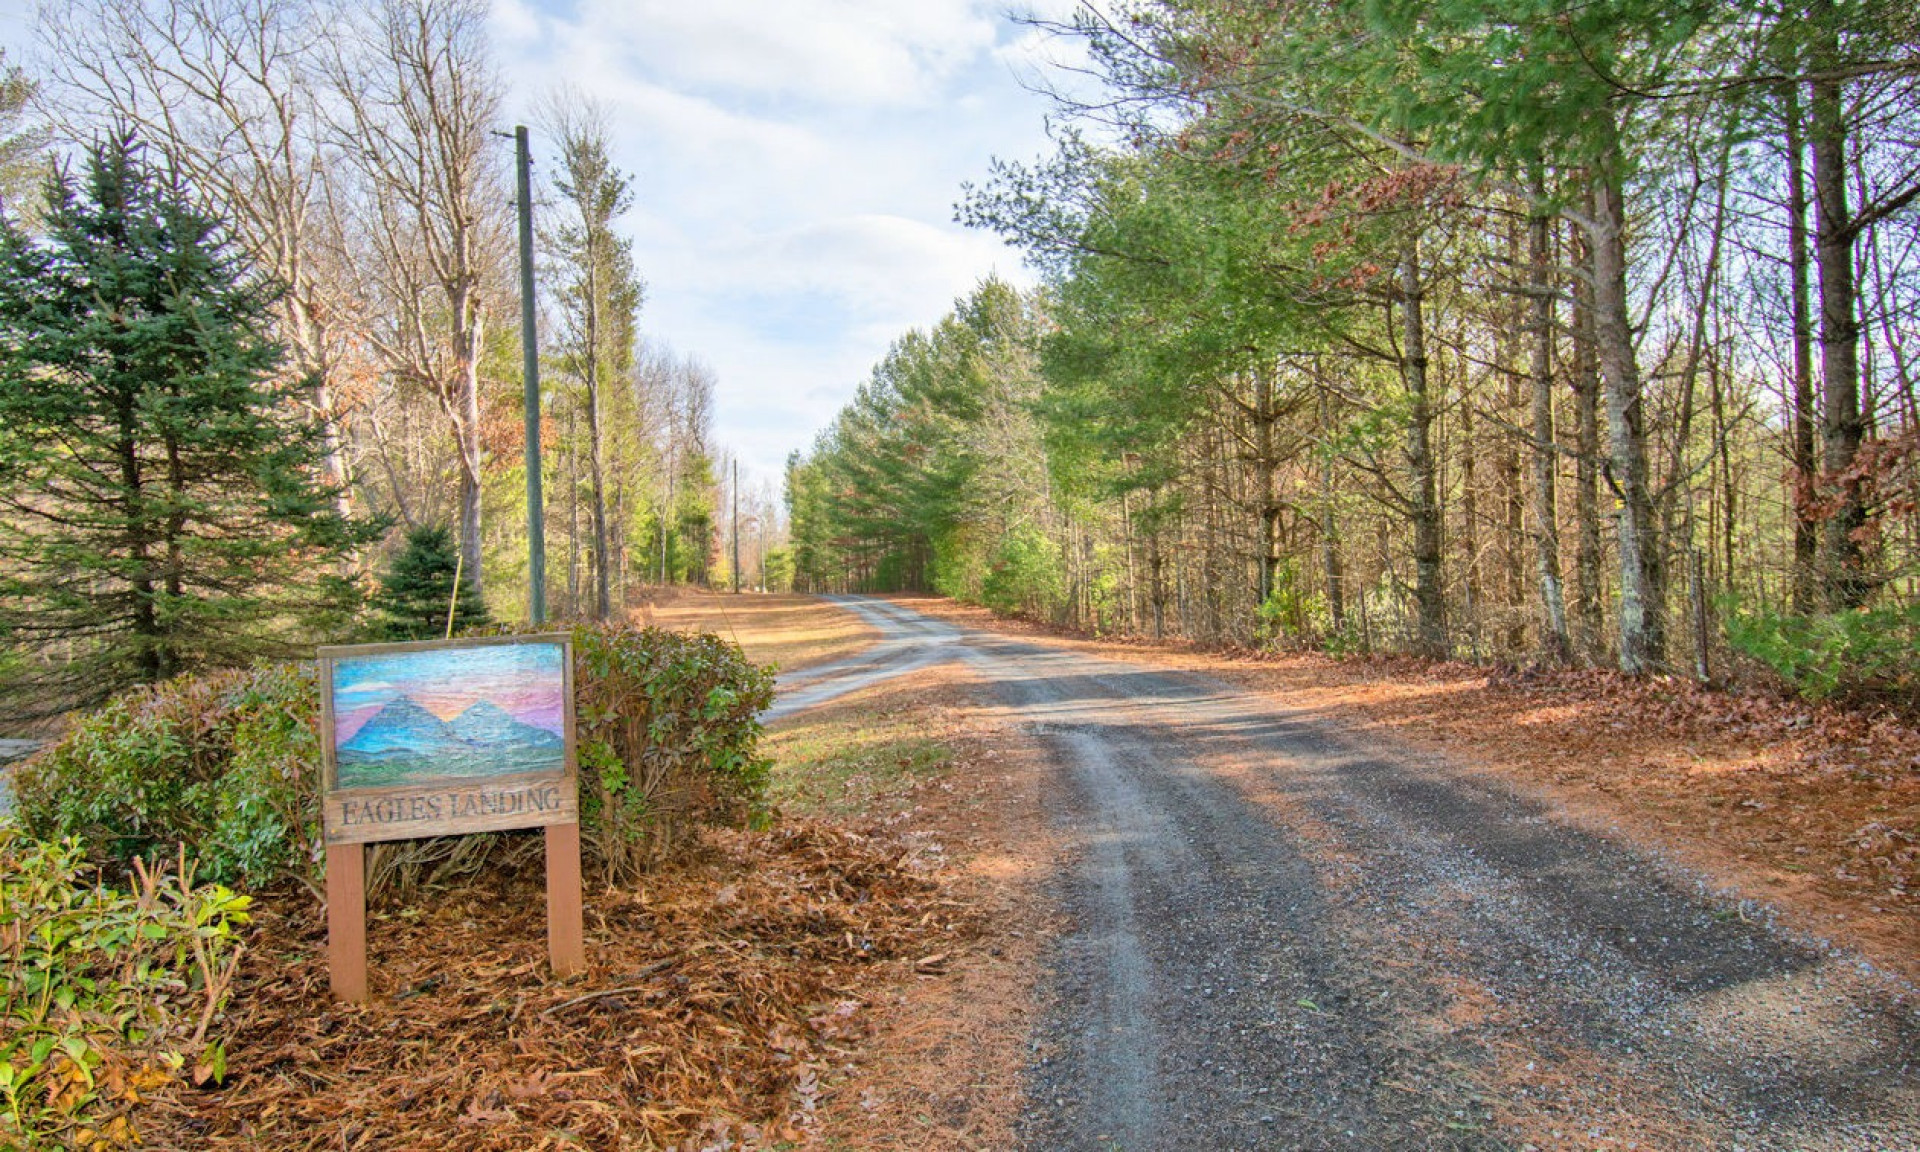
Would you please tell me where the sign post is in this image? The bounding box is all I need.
[317,634,584,1001]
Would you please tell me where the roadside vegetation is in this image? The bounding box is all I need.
[786,1,1920,714]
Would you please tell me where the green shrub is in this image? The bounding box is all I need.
[14,624,775,891]
[369,524,491,640]
[1255,557,1325,647]
[1724,599,1920,705]
[0,829,250,1150]
[572,624,775,883]
[981,526,1065,618]
[11,665,320,888]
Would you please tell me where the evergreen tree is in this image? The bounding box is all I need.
[545,97,645,621]
[0,132,372,711]
[371,524,491,640]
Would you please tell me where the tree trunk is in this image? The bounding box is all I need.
[454,310,485,599]
[1148,492,1167,642]
[1530,199,1571,663]
[1809,6,1869,609]
[586,266,612,621]
[1255,367,1281,610]
[1569,218,1607,662]
[1710,345,1737,588]
[1461,380,1482,658]
[1589,149,1664,673]
[1503,344,1527,654]
[287,294,356,531]
[566,409,582,615]
[117,390,162,683]
[1121,487,1139,633]
[1400,241,1448,659]
[1318,385,1346,630]
[1784,82,1821,614]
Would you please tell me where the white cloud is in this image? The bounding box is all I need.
[536,0,997,107]
[488,0,1062,486]
[706,214,1012,310]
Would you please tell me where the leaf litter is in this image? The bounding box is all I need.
[131,821,981,1151]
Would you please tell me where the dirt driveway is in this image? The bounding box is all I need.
[781,595,1920,1151]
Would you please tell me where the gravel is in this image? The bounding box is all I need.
[796,598,1920,1151]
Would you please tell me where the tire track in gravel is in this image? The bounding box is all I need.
[775,596,1920,1150]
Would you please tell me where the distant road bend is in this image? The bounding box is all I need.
[770,595,1920,1151]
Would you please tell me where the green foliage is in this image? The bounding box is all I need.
[930,525,991,603]
[0,829,250,1149]
[11,665,322,888]
[571,623,775,883]
[761,547,796,592]
[1724,600,1920,705]
[981,526,1066,619]
[370,525,492,640]
[15,627,775,892]
[785,278,1051,597]
[0,132,374,713]
[1255,558,1326,646]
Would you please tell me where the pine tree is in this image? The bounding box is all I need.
[0,132,373,711]
[370,525,492,640]
[546,98,645,622]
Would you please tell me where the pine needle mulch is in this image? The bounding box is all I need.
[136,822,978,1152]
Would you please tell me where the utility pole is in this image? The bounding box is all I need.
[515,125,547,625]
[731,458,741,594]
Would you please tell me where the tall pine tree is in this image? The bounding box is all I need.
[0,132,373,711]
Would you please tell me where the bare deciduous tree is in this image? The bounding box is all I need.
[327,0,506,592]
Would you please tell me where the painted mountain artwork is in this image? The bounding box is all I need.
[330,642,567,789]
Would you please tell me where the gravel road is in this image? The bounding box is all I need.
[779,597,1920,1151]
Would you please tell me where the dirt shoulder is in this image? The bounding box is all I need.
[762,664,1056,1150]
[653,593,1058,1149]
[886,593,1920,984]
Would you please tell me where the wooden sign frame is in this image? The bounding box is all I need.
[317,634,585,1000]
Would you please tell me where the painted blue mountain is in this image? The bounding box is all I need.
[336,695,565,787]
[338,696,458,757]
[447,700,562,747]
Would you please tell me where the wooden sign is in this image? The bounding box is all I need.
[317,634,585,1000]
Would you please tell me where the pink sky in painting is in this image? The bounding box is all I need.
[331,644,566,745]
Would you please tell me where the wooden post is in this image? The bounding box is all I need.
[326,843,368,1002]
[545,822,586,977]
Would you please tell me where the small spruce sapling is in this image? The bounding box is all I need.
[372,525,493,640]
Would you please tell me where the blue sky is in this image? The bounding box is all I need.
[2,0,1089,496]
[486,0,1084,493]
